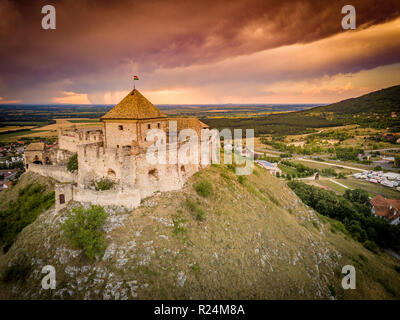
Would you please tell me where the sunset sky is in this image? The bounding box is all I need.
[1,0,400,105]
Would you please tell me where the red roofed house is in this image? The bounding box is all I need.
[370,195,400,225]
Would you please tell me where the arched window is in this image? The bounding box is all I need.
[180,165,185,173]
[107,168,116,178]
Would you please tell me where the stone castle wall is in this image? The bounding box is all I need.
[72,187,141,211]
[59,127,103,153]
[28,163,76,183]
[72,129,219,210]
[104,119,168,149]
[59,134,79,153]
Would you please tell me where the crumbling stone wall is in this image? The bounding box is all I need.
[28,163,76,183]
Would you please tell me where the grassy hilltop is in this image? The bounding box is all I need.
[0,165,399,299]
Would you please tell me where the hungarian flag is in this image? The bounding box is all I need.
[133,75,139,80]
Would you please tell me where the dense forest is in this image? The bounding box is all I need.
[288,181,400,252]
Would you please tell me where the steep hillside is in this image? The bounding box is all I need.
[0,166,399,299]
[0,172,55,212]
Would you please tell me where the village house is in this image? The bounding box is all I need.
[255,160,282,176]
[370,194,400,225]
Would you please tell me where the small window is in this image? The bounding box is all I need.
[148,124,151,129]
[157,123,160,128]
[118,125,123,130]
[148,168,158,180]
[59,194,65,204]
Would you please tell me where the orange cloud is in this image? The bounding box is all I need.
[52,91,91,104]
[0,96,21,104]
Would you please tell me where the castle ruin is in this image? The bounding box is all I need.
[24,89,219,211]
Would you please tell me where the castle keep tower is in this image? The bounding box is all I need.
[101,89,168,149]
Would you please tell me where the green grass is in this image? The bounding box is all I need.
[318,179,349,194]
[278,164,297,176]
[0,121,47,126]
[0,130,47,141]
[292,160,356,175]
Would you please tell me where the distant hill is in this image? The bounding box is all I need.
[204,85,400,135]
[306,85,400,115]
[301,85,400,130]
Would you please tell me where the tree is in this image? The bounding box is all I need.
[395,155,400,168]
[61,205,108,260]
[67,154,78,172]
[344,188,370,205]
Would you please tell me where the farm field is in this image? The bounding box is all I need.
[336,177,400,200]
[317,179,349,194]
[291,159,357,175]
[0,118,103,142]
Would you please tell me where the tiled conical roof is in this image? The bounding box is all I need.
[101,89,167,120]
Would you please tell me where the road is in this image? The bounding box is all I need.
[365,148,400,153]
[328,178,350,189]
[384,249,400,261]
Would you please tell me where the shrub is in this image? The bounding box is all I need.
[186,198,206,221]
[279,153,292,158]
[194,180,212,198]
[195,208,206,221]
[395,155,400,168]
[67,154,78,172]
[94,178,114,191]
[321,168,337,177]
[172,212,186,235]
[238,175,246,184]
[190,263,201,273]
[363,240,379,254]
[374,165,382,171]
[61,205,108,260]
[2,263,31,283]
[311,220,319,230]
[328,285,336,297]
[344,188,369,205]
[185,198,197,212]
[330,220,348,235]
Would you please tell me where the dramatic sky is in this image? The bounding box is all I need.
[1,0,400,104]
